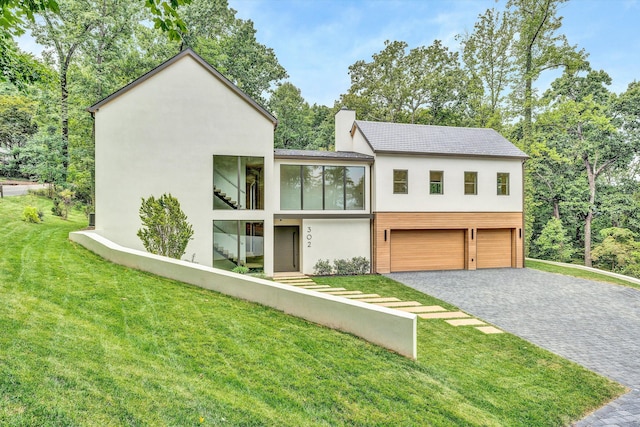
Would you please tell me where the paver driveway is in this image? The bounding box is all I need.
[387,268,640,427]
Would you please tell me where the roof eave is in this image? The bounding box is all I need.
[373,150,529,160]
[86,48,278,128]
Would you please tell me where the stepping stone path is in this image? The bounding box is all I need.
[273,274,503,335]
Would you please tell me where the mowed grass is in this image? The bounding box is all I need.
[0,196,624,426]
[526,259,640,290]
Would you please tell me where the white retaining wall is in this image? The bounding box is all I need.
[69,230,417,359]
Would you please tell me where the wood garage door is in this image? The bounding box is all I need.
[391,230,465,272]
[477,229,512,269]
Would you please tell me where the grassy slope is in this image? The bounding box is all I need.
[0,196,624,426]
[526,259,640,290]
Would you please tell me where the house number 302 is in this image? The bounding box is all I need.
[306,227,312,248]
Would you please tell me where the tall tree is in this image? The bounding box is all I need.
[536,68,638,266]
[179,0,287,104]
[459,7,515,129]
[507,0,586,146]
[341,39,466,125]
[269,82,312,149]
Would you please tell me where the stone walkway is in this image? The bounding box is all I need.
[387,269,640,427]
[274,273,505,335]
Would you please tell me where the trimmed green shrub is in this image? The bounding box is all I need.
[313,259,333,275]
[137,193,194,259]
[22,206,42,223]
[232,265,250,274]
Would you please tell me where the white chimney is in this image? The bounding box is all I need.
[334,108,356,153]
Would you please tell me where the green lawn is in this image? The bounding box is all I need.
[0,195,624,426]
[526,259,640,290]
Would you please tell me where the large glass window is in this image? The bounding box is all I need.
[324,166,345,210]
[280,165,366,210]
[497,172,510,195]
[213,220,264,272]
[393,169,408,194]
[302,165,323,210]
[346,166,365,210]
[464,171,477,195]
[280,165,302,210]
[213,156,264,210]
[430,171,444,194]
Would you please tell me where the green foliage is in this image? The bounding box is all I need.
[137,193,194,259]
[592,227,640,276]
[314,257,370,276]
[313,259,332,276]
[534,218,574,262]
[21,205,43,223]
[0,196,624,425]
[341,39,468,125]
[231,265,249,274]
[17,129,65,185]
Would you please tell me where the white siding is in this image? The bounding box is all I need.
[301,219,371,275]
[94,55,275,273]
[373,155,523,212]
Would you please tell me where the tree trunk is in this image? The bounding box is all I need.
[60,61,69,181]
[553,200,560,219]
[584,155,597,267]
[523,49,533,147]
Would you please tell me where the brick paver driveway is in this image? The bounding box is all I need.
[387,268,640,427]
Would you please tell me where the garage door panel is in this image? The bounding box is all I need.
[477,229,512,269]
[391,230,465,272]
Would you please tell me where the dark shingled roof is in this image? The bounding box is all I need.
[274,149,374,162]
[354,120,528,159]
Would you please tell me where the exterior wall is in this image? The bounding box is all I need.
[301,218,371,274]
[334,109,356,152]
[94,55,275,273]
[373,212,525,273]
[273,157,372,275]
[372,154,524,213]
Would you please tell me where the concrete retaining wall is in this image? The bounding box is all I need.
[69,230,417,359]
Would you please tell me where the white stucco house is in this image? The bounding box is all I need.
[89,48,527,277]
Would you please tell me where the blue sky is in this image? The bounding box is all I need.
[228,0,640,106]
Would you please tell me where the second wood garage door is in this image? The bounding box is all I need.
[390,229,465,272]
[477,229,512,269]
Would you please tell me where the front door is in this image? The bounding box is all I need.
[274,226,299,272]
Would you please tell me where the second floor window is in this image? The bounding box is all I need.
[497,172,510,195]
[464,171,477,195]
[280,165,365,210]
[429,171,443,194]
[213,155,264,210]
[393,169,408,194]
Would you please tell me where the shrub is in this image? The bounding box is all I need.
[350,256,370,274]
[534,218,574,262]
[51,197,64,217]
[232,265,250,274]
[314,257,371,276]
[22,206,42,223]
[313,259,333,275]
[332,258,352,275]
[137,193,194,259]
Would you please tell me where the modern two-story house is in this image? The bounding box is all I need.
[89,48,527,277]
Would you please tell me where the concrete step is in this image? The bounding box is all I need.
[315,287,347,292]
[326,291,363,296]
[446,319,486,327]
[357,297,401,303]
[342,294,380,299]
[396,305,447,313]
[418,311,470,319]
[300,285,331,289]
[375,301,422,308]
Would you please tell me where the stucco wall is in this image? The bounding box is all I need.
[373,155,524,212]
[93,55,275,273]
[301,218,371,274]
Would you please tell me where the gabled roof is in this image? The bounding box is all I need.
[87,48,277,127]
[274,149,374,163]
[354,120,528,159]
